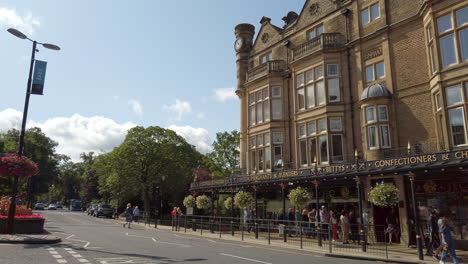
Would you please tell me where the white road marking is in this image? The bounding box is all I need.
[68,250,76,254]
[151,237,191,248]
[52,255,63,259]
[72,254,82,258]
[65,234,92,248]
[57,259,67,263]
[77,259,89,263]
[95,257,162,263]
[206,239,217,243]
[49,251,58,254]
[220,253,273,264]
[47,248,56,251]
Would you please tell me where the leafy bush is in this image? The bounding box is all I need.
[234,191,253,209]
[288,187,311,207]
[183,195,196,208]
[368,183,399,207]
[223,197,236,210]
[196,195,211,209]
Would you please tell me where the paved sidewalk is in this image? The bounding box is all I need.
[128,219,466,264]
[0,233,61,244]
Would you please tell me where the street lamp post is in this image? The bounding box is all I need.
[6,28,60,234]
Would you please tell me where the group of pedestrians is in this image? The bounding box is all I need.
[243,208,256,233]
[274,205,367,244]
[426,210,459,264]
[122,203,140,229]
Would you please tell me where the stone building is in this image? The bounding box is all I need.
[192,0,468,248]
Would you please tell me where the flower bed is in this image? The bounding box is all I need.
[0,215,45,234]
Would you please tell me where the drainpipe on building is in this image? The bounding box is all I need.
[283,40,292,168]
[341,8,357,156]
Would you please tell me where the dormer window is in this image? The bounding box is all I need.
[307,25,324,40]
[260,53,272,64]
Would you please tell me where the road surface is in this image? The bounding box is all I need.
[0,210,378,264]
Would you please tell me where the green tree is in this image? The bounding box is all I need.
[114,126,202,211]
[0,128,61,196]
[207,130,240,177]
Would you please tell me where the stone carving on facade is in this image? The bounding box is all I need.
[364,46,383,61]
[329,0,348,6]
[309,3,320,16]
[261,33,270,44]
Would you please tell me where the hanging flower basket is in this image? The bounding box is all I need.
[0,154,39,179]
[183,195,196,208]
[224,197,236,210]
[234,191,253,209]
[369,183,399,207]
[196,195,211,210]
[288,187,312,207]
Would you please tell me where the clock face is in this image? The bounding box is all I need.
[235,38,243,51]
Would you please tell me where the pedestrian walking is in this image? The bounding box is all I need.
[385,208,399,244]
[320,205,330,240]
[301,209,309,237]
[426,210,440,257]
[330,211,339,241]
[308,209,317,238]
[123,203,133,229]
[340,210,350,244]
[132,206,140,223]
[349,210,359,244]
[287,208,295,237]
[439,217,459,264]
[277,209,285,237]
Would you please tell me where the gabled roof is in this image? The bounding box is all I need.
[251,16,283,53]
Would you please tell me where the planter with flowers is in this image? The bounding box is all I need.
[288,187,312,208]
[368,183,400,208]
[0,154,42,234]
[196,195,211,212]
[234,191,253,209]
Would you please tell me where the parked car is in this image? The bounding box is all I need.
[94,203,113,218]
[47,204,57,210]
[56,202,63,209]
[34,203,46,210]
[87,204,97,215]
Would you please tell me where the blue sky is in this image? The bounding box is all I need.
[0,0,304,160]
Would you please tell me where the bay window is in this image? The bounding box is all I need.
[364,105,391,149]
[445,83,468,146]
[436,7,468,68]
[249,87,281,126]
[249,132,274,173]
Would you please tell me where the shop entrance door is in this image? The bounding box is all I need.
[373,206,401,243]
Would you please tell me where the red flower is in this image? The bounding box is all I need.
[0,154,39,179]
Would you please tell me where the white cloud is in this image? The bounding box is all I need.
[128,99,143,116]
[167,125,212,153]
[0,7,40,35]
[163,99,192,121]
[213,87,237,102]
[0,108,136,161]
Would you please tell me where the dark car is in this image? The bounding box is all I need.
[56,202,63,209]
[94,204,113,218]
[34,203,46,210]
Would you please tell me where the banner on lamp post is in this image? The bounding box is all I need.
[31,60,47,95]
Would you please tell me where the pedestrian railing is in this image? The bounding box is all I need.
[167,215,389,259]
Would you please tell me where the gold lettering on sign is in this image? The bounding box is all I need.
[364,46,383,61]
[455,151,468,159]
[374,154,438,168]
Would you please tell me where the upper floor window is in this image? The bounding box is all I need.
[249,88,271,126]
[426,24,438,74]
[364,105,391,149]
[366,61,385,82]
[260,52,272,64]
[307,25,324,40]
[444,82,468,146]
[295,64,340,112]
[436,6,468,68]
[361,3,380,25]
[297,117,344,166]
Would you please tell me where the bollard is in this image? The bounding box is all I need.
[231,221,234,236]
[255,222,258,239]
[184,216,187,233]
[219,220,222,238]
[267,220,271,245]
[317,226,322,247]
[200,217,203,235]
[300,223,303,249]
[241,223,244,241]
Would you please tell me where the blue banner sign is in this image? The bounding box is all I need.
[31,60,47,95]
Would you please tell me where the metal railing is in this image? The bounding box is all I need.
[292,33,345,60]
[246,60,287,82]
[169,215,389,259]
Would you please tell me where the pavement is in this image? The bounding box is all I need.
[0,233,61,244]
[0,210,379,264]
